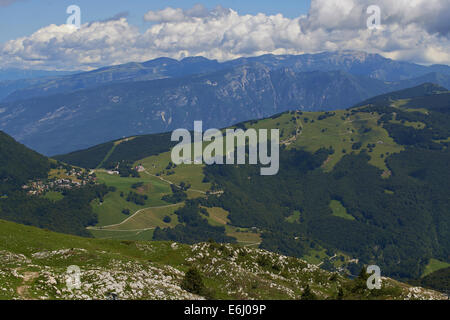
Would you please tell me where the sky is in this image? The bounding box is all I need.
[0,0,449,71]
[0,0,312,42]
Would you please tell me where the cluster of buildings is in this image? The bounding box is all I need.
[22,169,96,196]
[135,164,145,172]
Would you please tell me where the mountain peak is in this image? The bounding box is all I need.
[180,56,216,63]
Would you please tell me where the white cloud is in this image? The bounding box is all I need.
[1,1,449,70]
[144,7,186,23]
[144,4,232,22]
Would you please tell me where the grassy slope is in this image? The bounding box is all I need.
[422,259,450,278]
[92,171,172,226]
[200,207,262,246]
[289,110,403,172]
[330,200,355,221]
[0,219,444,300]
[137,146,211,192]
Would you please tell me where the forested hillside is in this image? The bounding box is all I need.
[0,131,50,193]
[54,133,175,169]
[0,131,108,236]
[418,267,450,294]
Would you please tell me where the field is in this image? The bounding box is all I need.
[330,200,355,221]
[92,171,172,226]
[302,248,330,265]
[225,227,261,247]
[422,259,450,278]
[43,191,64,201]
[138,151,211,192]
[200,207,262,247]
[93,203,183,231]
[285,210,301,223]
[201,206,230,226]
[290,110,403,172]
[89,228,155,241]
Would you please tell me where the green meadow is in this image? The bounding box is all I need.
[291,110,403,172]
[330,200,355,221]
[92,171,172,226]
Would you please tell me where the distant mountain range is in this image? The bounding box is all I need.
[3,51,450,103]
[0,68,76,82]
[0,69,77,101]
[1,51,450,155]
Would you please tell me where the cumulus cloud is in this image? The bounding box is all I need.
[144,4,231,23]
[1,1,449,70]
[302,0,450,36]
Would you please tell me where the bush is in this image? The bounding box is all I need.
[352,142,362,150]
[131,182,144,189]
[126,191,148,205]
[163,216,171,223]
[301,284,317,300]
[256,255,271,268]
[181,268,205,295]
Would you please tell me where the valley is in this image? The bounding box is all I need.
[46,84,450,288]
[1,0,450,304]
[0,57,449,300]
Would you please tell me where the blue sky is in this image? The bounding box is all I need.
[0,0,311,43]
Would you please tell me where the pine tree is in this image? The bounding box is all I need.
[301,284,317,300]
[337,287,344,300]
[181,268,205,295]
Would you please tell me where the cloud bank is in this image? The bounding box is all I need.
[1,1,449,70]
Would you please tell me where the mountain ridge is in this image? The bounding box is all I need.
[3,51,450,103]
[2,65,450,155]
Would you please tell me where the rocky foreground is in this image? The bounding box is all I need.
[0,220,445,300]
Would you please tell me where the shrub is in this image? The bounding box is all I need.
[301,284,317,300]
[181,268,205,295]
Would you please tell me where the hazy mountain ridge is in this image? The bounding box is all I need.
[353,83,449,108]
[0,68,75,82]
[1,63,450,155]
[3,51,450,103]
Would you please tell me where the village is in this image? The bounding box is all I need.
[22,165,97,196]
